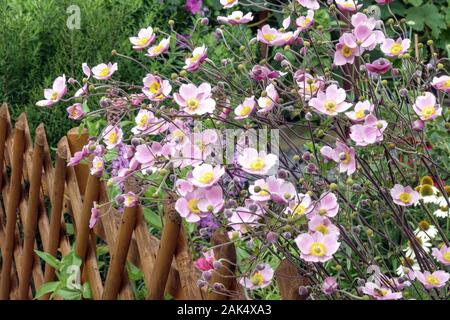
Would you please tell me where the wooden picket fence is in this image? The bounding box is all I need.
[0,103,307,300]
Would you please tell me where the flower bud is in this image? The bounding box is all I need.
[302,152,311,161]
[213,261,222,270]
[201,18,209,25]
[202,270,212,281]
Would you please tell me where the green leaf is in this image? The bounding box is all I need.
[406,4,446,38]
[127,261,143,281]
[34,281,60,299]
[34,250,60,269]
[55,288,82,300]
[82,282,92,299]
[408,0,423,7]
[82,100,90,113]
[143,208,162,229]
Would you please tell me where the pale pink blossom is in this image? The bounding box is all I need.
[228,203,262,233]
[183,45,208,72]
[89,203,100,229]
[249,179,271,202]
[92,62,118,80]
[381,38,410,57]
[190,164,225,188]
[295,71,324,101]
[66,103,84,120]
[345,100,374,122]
[413,92,442,121]
[415,270,450,289]
[296,10,314,31]
[349,114,387,146]
[257,84,279,113]
[239,264,274,290]
[197,185,224,214]
[234,96,256,120]
[174,83,216,115]
[220,0,238,8]
[90,156,104,176]
[36,75,67,107]
[335,0,361,12]
[295,232,340,263]
[102,125,123,149]
[390,184,419,206]
[257,25,282,46]
[313,192,340,218]
[431,75,450,93]
[297,0,320,10]
[308,216,340,237]
[284,195,313,216]
[320,141,356,175]
[194,250,215,271]
[142,74,172,101]
[322,277,338,295]
[309,84,352,116]
[334,33,360,66]
[266,177,297,204]
[123,192,139,208]
[146,37,170,57]
[361,282,402,300]
[432,245,450,266]
[238,148,278,175]
[175,189,209,223]
[129,27,156,50]
[365,58,392,75]
[218,11,254,25]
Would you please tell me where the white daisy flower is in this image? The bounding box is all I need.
[396,257,420,277]
[433,197,450,218]
[403,236,432,259]
[413,220,438,241]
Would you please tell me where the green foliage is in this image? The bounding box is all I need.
[0,0,187,147]
[34,249,91,300]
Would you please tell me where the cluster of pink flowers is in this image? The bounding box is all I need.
[36,0,450,301]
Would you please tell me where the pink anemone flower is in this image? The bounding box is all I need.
[174,83,216,115]
[415,270,450,290]
[239,264,274,290]
[129,27,156,50]
[361,282,402,300]
[295,232,341,263]
[92,62,118,80]
[146,37,170,57]
[102,125,123,149]
[194,250,215,271]
[308,216,340,237]
[390,184,419,206]
[296,10,314,31]
[218,11,254,25]
[334,33,361,66]
[432,245,450,266]
[345,100,374,122]
[297,0,320,10]
[234,96,256,120]
[309,84,352,116]
[257,84,279,113]
[313,192,339,218]
[413,92,441,121]
[320,141,356,175]
[381,38,410,57]
[257,25,282,46]
[183,45,208,72]
[66,103,84,120]
[349,114,387,146]
[142,74,172,101]
[175,189,209,223]
[36,75,67,107]
[189,164,225,188]
[431,75,450,93]
[238,148,278,175]
[220,0,238,8]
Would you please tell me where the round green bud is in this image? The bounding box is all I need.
[329,183,338,191]
[426,40,433,46]
[168,20,175,26]
[179,70,187,77]
[437,63,444,70]
[293,155,301,162]
[170,73,178,80]
[111,49,117,56]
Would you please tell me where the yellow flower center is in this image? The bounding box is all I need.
[390,43,402,55]
[324,100,337,113]
[341,45,353,58]
[341,151,351,164]
[307,83,316,94]
[187,98,200,111]
[151,44,164,54]
[139,114,149,127]
[342,2,354,7]
[263,33,276,42]
[442,252,450,262]
[315,224,329,235]
[149,81,161,94]
[249,157,265,171]
[421,106,436,118]
[187,198,200,213]
[443,79,450,89]
[198,171,214,184]
[137,37,149,46]
[399,192,412,203]
[50,91,59,100]
[293,204,306,216]
[108,132,118,145]
[99,67,110,77]
[227,0,235,3]
[94,160,103,170]
[250,272,264,286]
[418,220,430,231]
[309,242,326,257]
[239,105,252,117]
[173,129,185,139]
[355,109,366,119]
[425,275,440,286]
[374,288,388,297]
[190,53,202,62]
[300,18,311,28]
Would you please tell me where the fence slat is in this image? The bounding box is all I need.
[147,198,181,300]
[275,259,310,300]
[102,203,137,300]
[207,232,237,300]
[0,113,26,300]
[41,137,68,299]
[18,125,45,299]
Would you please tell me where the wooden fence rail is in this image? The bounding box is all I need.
[0,103,307,300]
